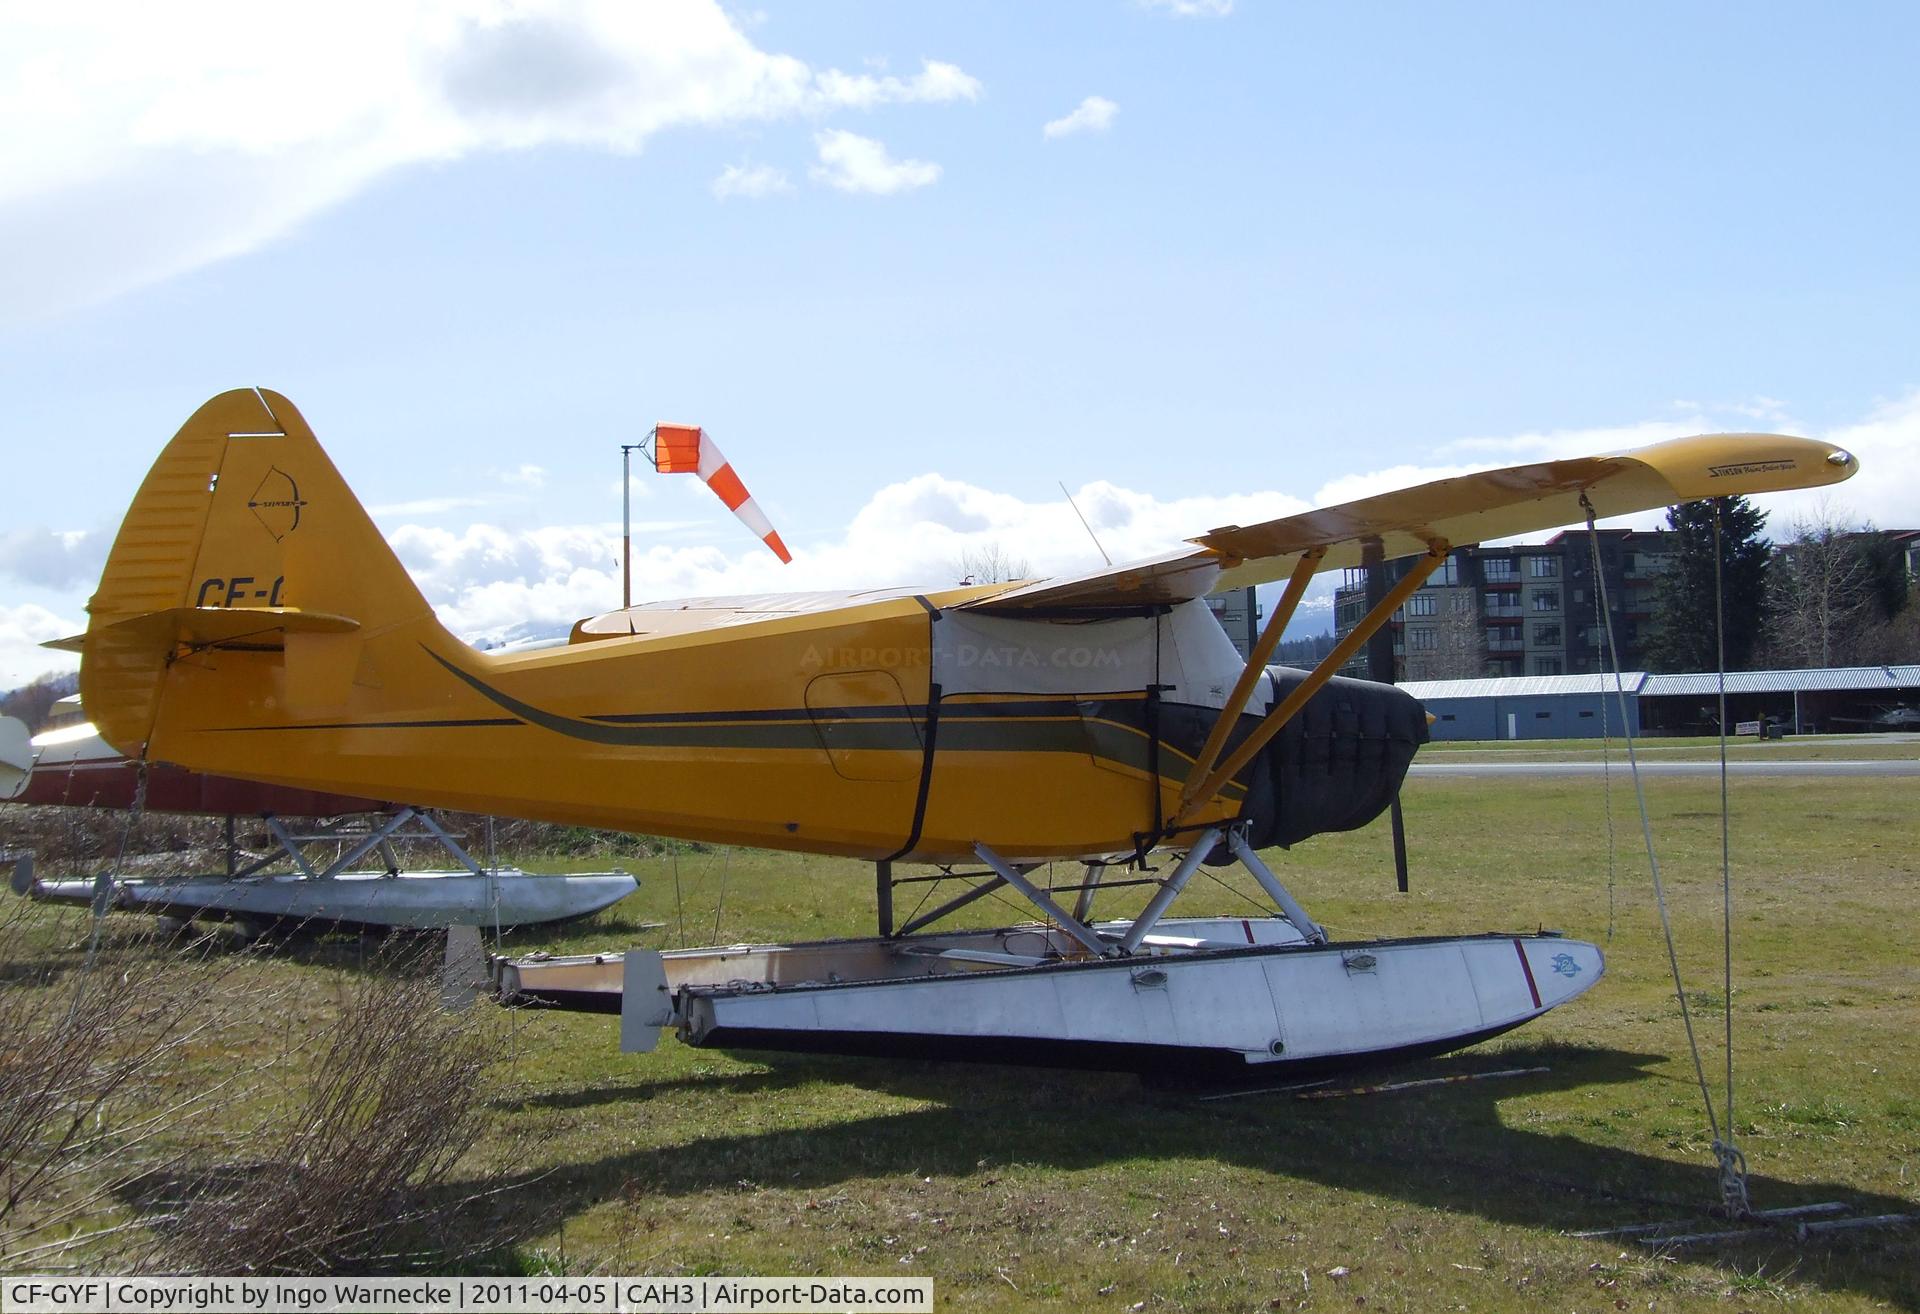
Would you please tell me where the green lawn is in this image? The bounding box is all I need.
[4,769,1917,1310]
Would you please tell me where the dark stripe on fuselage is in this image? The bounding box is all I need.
[206,716,522,732]
[580,695,1144,725]
[208,651,1246,797]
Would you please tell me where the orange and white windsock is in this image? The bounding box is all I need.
[651,424,792,563]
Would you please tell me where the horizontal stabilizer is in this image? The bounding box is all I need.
[91,605,360,651]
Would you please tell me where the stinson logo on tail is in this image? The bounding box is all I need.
[248,467,307,540]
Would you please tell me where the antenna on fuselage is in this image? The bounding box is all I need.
[1060,481,1112,566]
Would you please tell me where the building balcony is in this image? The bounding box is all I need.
[1488,638,1524,653]
[1484,604,1523,619]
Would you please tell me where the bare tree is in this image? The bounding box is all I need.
[955,541,1032,585]
[1405,590,1486,680]
[1764,504,1878,668]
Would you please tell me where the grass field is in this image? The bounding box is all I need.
[4,766,1918,1310]
[1426,732,1920,761]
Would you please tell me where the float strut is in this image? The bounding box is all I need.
[1228,828,1327,944]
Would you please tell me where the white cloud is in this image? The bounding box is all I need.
[711,161,792,200]
[0,2,980,321]
[381,472,1310,644]
[1140,0,1234,16]
[11,395,1912,668]
[0,603,80,690]
[0,528,105,590]
[812,59,981,110]
[1805,390,1920,532]
[502,463,548,488]
[1043,95,1118,140]
[809,130,940,194]
[366,495,497,517]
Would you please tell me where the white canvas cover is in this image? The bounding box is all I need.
[931,599,1246,708]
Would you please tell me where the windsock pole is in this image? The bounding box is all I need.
[620,442,643,608]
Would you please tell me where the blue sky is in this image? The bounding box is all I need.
[3,0,1917,684]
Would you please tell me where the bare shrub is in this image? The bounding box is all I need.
[138,944,517,1274]
[0,892,525,1274]
[0,902,285,1269]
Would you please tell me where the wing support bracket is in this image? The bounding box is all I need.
[1172,541,1449,828]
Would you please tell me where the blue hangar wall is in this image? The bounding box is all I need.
[1415,690,1642,741]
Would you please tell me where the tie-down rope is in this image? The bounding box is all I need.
[1581,492,1749,1219]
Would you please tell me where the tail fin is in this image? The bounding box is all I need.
[82,388,448,755]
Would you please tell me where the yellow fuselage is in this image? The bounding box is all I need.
[140,591,1241,863]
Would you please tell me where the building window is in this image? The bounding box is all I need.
[1532,589,1561,612]
[1578,710,1594,718]
[1533,624,1561,646]
[1527,556,1560,578]
[1403,593,1436,617]
[1431,557,1461,586]
[1535,709,1552,718]
[1409,627,1436,651]
[1532,657,1563,676]
[1441,713,1456,722]
[1483,558,1517,581]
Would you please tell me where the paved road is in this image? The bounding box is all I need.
[1411,759,1920,778]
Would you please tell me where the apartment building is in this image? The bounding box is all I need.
[1333,529,1676,680]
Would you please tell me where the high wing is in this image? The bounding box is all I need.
[961,432,1856,612]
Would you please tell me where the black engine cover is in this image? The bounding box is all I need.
[1236,667,1428,848]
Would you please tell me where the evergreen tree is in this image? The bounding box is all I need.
[1643,496,1769,672]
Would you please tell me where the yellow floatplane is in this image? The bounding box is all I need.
[67,390,1856,1077]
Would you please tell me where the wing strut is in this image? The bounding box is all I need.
[1178,549,1325,810]
[1171,541,1449,829]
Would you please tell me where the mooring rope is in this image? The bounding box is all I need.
[79,756,147,979]
[710,846,732,943]
[1588,524,1618,942]
[1711,504,1752,1218]
[1580,494,1734,1209]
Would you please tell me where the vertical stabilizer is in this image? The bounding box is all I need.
[82,388,445,756]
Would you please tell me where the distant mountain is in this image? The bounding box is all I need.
[1,670,79,732]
